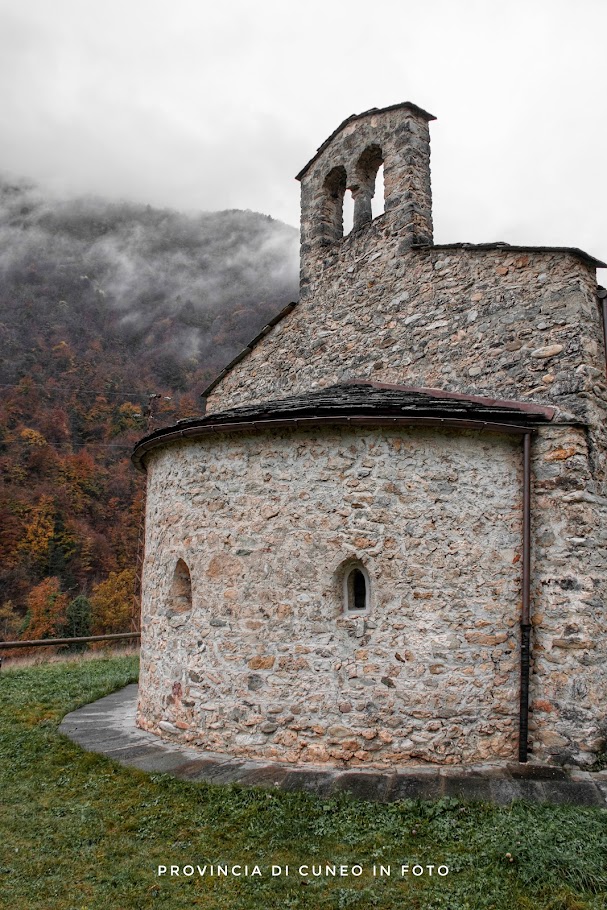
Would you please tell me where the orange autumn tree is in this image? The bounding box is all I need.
[0,601,21,642]
[91,568,135,634]
[18,494,55,576]
[22,577,68,640]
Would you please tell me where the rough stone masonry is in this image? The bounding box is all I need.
[134,102,607,769]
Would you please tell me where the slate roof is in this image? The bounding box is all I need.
[132,382,555,472]
[198,382,553,424]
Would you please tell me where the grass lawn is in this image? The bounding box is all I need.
[1,656,606,910]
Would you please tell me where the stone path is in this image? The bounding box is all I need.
[59,685,607,806]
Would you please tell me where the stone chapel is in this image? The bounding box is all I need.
[133,102,607,768]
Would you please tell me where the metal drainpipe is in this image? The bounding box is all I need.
[518,430,532,762]
[598,287,607,378]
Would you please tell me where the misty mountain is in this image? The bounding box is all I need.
[0,177,299,390]
[0,176,299,635]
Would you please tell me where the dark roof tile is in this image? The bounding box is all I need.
[133,382,555,471]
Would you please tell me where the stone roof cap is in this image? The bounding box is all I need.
[412,242,607,269]
[295,102,436,181]
[132,382,555,472]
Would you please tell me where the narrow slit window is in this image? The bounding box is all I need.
[344,565,369,613]
[352,569,366,610]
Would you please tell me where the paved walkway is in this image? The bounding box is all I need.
[59,685,607,806]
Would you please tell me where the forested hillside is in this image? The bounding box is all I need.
[0,177,298,642]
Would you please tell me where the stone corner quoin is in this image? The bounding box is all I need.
[134,101,607,771]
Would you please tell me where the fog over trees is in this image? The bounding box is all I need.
[0,176,299,639]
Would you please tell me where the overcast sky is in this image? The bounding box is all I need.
[1,0,606,265]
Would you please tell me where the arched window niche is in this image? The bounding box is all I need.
[167,558,192,617]
[342,562,371,614]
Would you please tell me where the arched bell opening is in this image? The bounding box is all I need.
[321,165,347,243]
[351,144,384,230]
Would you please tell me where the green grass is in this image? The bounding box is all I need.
[1,657,606,910]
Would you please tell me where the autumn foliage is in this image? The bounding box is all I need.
[21,577,68,641]
[0,177,297,640]
[91,570,135,635]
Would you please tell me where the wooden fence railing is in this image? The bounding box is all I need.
[0,632,141,650]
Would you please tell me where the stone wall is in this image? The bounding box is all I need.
[137,423,604,767]
[208,237,605,438]
[529,424,607,764]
